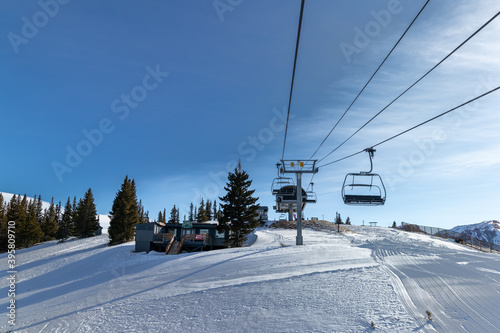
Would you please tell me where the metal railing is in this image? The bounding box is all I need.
[401,222,500,253]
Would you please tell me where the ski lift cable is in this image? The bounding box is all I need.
[282,0,306,161]
[318,85,500,168]
[308,0,430,161]
[316,9,500,165]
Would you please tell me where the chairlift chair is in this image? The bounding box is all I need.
[342,173,386,205]
[304,182,317,204]
[271,177,295,195]
[341,148,386,206]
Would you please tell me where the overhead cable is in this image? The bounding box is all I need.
[282,0,306,161]
[317,9,500,164]
[318,85,500,168]
[309,0,430,160]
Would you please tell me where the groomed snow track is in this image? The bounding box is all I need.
[1,226,499,332]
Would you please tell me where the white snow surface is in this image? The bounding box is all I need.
[2,226,500,332]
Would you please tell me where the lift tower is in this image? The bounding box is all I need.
[280,160,318,245]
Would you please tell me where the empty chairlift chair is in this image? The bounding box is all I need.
[271,177,295,195]
[341,148,386,206]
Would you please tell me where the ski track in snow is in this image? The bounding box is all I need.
[1,226,500,332]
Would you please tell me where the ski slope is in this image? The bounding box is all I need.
[1,226,499,332]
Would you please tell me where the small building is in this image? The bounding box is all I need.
[257,206,268,221]
[134,221,229,254]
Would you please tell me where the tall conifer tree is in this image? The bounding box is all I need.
[218,164,259,247]
[0,194,6,252]
[74,188,99,238]
[108,176,140,245]
[42,198,58,241]
[57,197,73,242]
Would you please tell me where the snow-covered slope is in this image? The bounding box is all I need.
[0,192,52,211]
[452,220,500,245]
[1,226,499,332]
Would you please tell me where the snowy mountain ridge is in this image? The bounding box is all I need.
[451,220,500,245]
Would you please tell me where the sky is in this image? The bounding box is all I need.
[1,0,499,230]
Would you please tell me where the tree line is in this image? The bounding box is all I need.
[1,164,261,251]
[152,163,261,247]
[0,188,100,252]
[155,198,222,224]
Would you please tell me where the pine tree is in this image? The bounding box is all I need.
[23,198,43,248]
[6,194,19,224]
[345,217,351,225]
[335,212,343,224]
[205,200,212,221]
[217,164,260,247]
[168,205,178,224]
[0,193,7,252]
[157,210,163,223]
[74,188,100,238]
[42,198,58,241]
[108,176,140,245]
[189,203,194,222]
[35,195,44,226]
[197,198,205,222]
[57,197,73,242]
[71,196,78,236]
[213,200,217,221]
[392,221,397,228]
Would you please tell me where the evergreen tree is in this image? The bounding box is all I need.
[42,198,58,241]
[205,200,212,221]
[157,210,163,223]
[392,221,397,228]
[57,197,73,242]
[345,217,351,225]
[175,207,180,224]
[213,200,217,221]
[23,198,43,248]
[168,205,178,224]
[197,198,205,222]
[189,203,194,222]
[0,193,7,252]
[17,195,29,246]
[108,176,140,245]
[335,212,343,224]
[74,188,99,238]
[71,196,78,236]
[163,209,167,222]
[35,195,44,226]
[194,206,198,222]
[6,194,19,224]
[217,164,260,247]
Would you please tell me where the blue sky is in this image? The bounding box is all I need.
[1,0,499,229]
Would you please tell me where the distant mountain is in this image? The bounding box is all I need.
[451,220,500,245]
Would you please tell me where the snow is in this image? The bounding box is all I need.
[2,225,500,332]
[451,220,500,245]
[0,192,52,211]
